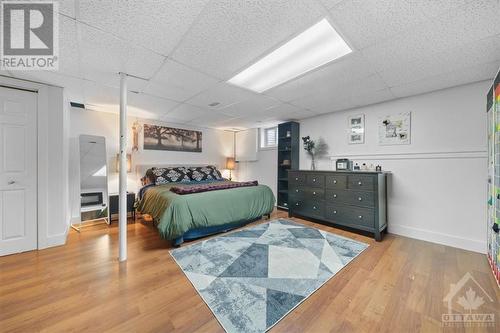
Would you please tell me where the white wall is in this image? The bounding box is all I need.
[236,148,278,198]
[299,81,489,253]
[68,108,234,221]
[242,81,489,253]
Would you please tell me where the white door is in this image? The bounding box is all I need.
[0,86,37,256]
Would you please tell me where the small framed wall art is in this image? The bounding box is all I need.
[348,114,365,144]
[378,112,411,145]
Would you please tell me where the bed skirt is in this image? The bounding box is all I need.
[172,215,268,247]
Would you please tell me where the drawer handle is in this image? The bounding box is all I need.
[313,178,316,182]
[313,191,316,195]
[296,202,300,206]
[333,180,337,184]
[295,189,299,193]
[295,177,299,181]
[358,215,363,219]
[358,197,362,201]
[333,210,337,214]
[313,206,317,210]
[333,194,337,198]
[358,181,362,186]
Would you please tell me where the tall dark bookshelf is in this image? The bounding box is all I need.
[277,121,299,210]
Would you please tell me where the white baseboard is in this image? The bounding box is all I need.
[388,224,486,254]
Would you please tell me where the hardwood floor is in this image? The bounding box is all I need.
[1,210,499,332]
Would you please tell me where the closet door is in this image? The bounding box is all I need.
[0,86,37,256]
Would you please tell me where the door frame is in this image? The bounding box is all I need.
[0,75,68,250]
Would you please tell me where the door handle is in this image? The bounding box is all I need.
[7,181,15,185]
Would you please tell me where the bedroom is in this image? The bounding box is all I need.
[0,0,499,332]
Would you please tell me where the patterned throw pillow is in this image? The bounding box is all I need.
[150,167,191,185]
[189,165,223,181]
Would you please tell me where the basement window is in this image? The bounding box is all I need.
[260,126,278,149]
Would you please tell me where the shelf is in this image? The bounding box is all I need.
[279,136,292,140]
[279,165,291,169]
[278,178,288,181]
[278,149,291,152]
[278,190,288,194]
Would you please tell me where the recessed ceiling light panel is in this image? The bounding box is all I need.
[228,18,352,93]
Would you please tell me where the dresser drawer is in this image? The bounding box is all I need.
[324,204,375,229]
[325,189,374,207]
[341,206,375,228]
[289,186,306,198]
[306,174,325,187]
[304,188,324,200]
[290,198,324,217]
[289,172,306,185]
[348,175,375,191]
[325,174,347,189]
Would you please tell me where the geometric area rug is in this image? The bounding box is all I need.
[170,219,369,333]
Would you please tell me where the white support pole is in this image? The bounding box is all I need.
[118,73,128,262]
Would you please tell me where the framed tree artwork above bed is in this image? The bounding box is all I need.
[143,124,202,152]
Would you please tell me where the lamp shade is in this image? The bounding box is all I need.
[116,153,132,173]
[226,157,235,170]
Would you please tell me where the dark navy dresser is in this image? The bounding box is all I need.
[288,170,388,241]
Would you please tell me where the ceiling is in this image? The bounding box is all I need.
[4,0,500,130]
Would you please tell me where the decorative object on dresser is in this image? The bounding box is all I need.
[109,192,136,222]
[301,136,329,170]
[277,121,299,210]
[348,114,365,144]
[288,170,388,241]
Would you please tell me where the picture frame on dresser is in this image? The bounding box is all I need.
[288,170,388,241]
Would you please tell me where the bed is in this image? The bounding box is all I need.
[135,164,275,246]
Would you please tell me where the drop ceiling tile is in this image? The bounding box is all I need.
[184,82,257,110]
[59,0,75,17]
[218,94,281,117]
[317,0,346,9]
[79,23,165,81]
[407,0,476,19]
[144,60,219,102]
[171,0,326,78]
[290,92,356,114]
[59,15,81,76]
[350,88,395,107]
[328,0,429,49]
[378,34,500,87]
[186,111,237,127]
[77,0,209,55]
[390,61,500,98]
[164,103,213,122]
[83,70,149,92]
[262,103,317,121]
[363,0,500,73]
[128,93,179,117]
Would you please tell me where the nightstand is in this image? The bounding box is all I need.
[108,192,136,222]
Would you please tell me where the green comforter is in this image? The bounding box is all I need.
[136,181,275,240]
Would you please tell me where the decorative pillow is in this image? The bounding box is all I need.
[150,167,191,185]
[189,165,223,181]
